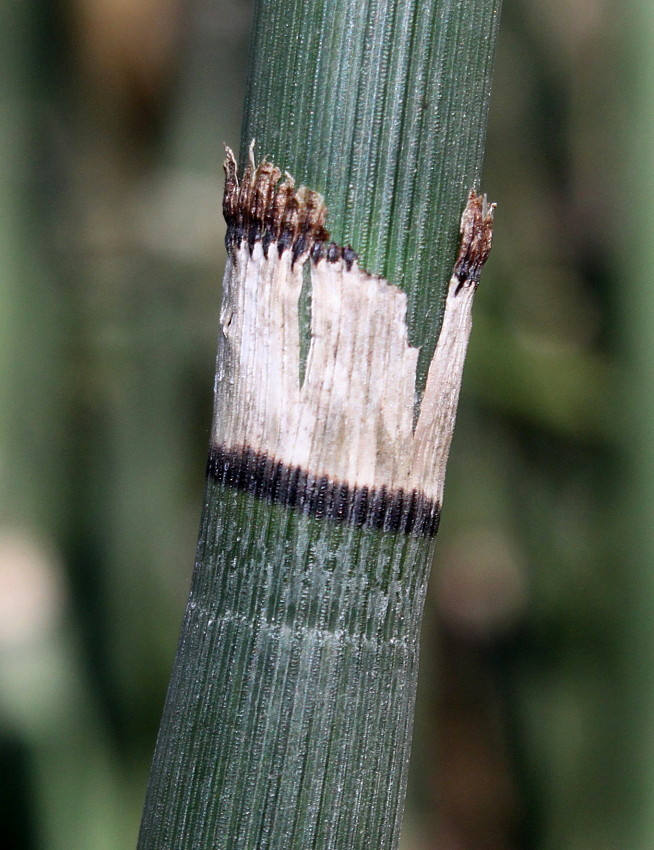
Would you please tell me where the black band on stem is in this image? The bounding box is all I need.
[206,445,441,538]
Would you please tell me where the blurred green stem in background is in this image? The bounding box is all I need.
[622,1,654,847]
[137,1,501,848]
[0,2,132,848]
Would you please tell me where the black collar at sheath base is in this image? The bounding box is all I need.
[206,445,441,538]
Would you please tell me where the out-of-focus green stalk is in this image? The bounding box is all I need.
[620,2,654,847]
[0,3,132,849]
[138,2,501,848]
[0,0,65,532]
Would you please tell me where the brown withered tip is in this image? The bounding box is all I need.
[222,144,331,258]
[453,190,495,286]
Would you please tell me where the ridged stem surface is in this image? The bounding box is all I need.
[140,485,432,848]
[138,2,501,848]
[241,0,501,382]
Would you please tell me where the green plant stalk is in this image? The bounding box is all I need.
[619,2,654,846]
[138,2,501,848]
[0,4,133,849]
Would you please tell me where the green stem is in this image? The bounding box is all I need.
[619,2,654,846]
[141,487,433,848]
[242,0,501,383]
[138,2,501,848]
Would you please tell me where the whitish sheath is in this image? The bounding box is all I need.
[212,147,493,526]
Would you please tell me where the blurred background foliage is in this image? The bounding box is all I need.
[0,0,644,848]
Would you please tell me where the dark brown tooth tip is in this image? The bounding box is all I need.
[223,146,239,223]
[223,145,333,260]
[252,160,281,222]
[453,190,495,286]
